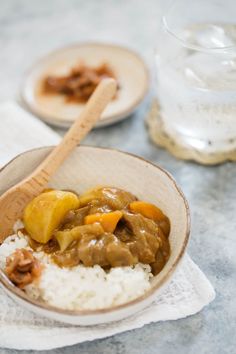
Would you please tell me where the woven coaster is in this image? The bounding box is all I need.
[146,99,236,165]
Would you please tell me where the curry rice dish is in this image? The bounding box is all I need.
[0,187,170,310]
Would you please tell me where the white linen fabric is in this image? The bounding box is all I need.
[0,101,60,167]
[0,101,215,350]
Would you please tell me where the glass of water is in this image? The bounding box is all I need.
[156,0,236,155]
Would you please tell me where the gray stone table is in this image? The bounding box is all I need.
[0,1,235,353]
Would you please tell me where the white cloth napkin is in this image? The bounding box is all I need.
[0,101,60,167]
[0,101,215,351]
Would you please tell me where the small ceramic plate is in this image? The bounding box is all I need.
[0,146,190,325]
[21,43,149,128]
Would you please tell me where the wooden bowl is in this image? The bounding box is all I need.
[0,146,190,325]
[21,43,149,128]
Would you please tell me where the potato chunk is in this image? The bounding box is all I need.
[23,190,80,244]
[55,223,104,252]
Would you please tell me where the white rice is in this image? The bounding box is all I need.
[0,227,153,310]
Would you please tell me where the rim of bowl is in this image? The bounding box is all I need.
[20,41,150,128]
[0,145,190,317]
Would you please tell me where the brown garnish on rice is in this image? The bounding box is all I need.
[5,248,42,288]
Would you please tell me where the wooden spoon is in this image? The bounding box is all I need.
[0,78,117,242]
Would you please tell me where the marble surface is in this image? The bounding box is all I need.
[0,1,235,353]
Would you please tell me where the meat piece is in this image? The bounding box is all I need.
[52,245,80,268]
[158,219,171,237]
[5,249,42,288]
[122,212,161,263]
[105,237,137,267]
[78,232,136,267]
[150,229,170,275]
[60,206,90,230]
[150,250,166,275]
[78,233,110,267]
[115,222,133,242]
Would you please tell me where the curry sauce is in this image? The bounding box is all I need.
[24,187,170,275]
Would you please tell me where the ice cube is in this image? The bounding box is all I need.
[194,24,235,49]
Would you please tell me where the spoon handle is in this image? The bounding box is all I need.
[0,78,117,241]
[31,78,117,183]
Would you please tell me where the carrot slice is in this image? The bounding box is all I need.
[84,211,122,233]
[129,201,166,222]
